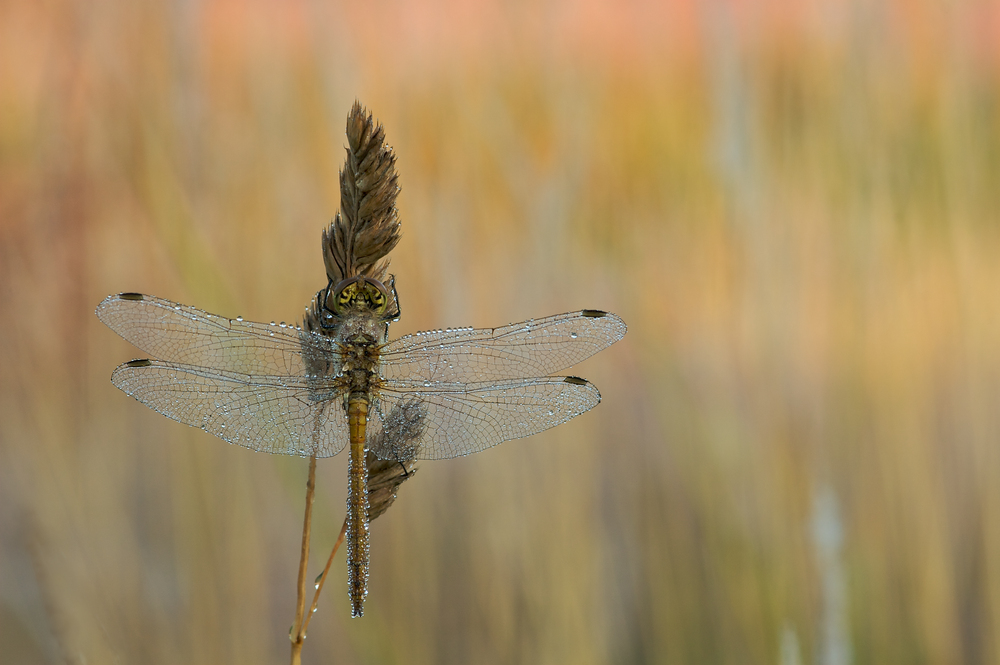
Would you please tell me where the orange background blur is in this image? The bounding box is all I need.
[2,1,999,663]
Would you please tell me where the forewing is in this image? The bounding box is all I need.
[369,377,601,460]
[111,360,349,457]
[96,293,338,376]
[379,310,626,384]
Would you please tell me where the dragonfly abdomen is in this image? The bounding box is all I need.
[346,394,370,617]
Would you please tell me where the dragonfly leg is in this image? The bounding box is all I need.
[386,274,401,321]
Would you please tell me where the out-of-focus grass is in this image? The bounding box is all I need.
[1,1,999,663]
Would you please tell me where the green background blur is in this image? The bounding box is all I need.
[2,1,999,663]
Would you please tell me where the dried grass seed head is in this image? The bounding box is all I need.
[323,101,401,286]
[305,102,402,334]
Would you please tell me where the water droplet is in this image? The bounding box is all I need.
[570,332,578,339]
[547,410,554,416]
[424,381,431,387]
[280,321,287,327]
[236,316,243,321]
[311,607,318,613]
[270,321,276,326]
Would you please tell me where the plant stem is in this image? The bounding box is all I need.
[302,517,348,636]
[290,455,317,665]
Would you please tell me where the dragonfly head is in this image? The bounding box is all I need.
[324,276,391,323]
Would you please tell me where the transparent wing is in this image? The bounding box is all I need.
[111,360,349,457]
[369,376,601,460]
[96,293,339,376]
[379,310,626,383]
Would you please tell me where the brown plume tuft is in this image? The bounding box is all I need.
[367,400,425,519]
[322,101,401,285]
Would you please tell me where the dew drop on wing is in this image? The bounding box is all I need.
[570,332,578,339]
[236,316,243,321]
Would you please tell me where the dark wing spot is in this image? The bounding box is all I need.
[563,376,589,385]
[126,359,153,367]
[119,292,144,301]
[581,309,607,318]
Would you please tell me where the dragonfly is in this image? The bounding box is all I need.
[96,275,626,616]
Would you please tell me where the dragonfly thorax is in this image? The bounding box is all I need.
[339,332,382,395]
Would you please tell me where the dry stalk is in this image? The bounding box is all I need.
[303,518,347,637]
[290,102,415,663]
[290,455,317,665]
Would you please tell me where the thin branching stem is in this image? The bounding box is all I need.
[302,517,348,636]
[290,454,318,665]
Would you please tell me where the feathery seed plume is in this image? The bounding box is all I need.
[324,101,401,284]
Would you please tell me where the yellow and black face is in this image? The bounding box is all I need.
[328,276,390,317]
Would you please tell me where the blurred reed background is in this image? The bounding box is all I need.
[1,1,999,663]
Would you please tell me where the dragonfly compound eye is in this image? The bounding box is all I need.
[331,277,390,316]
